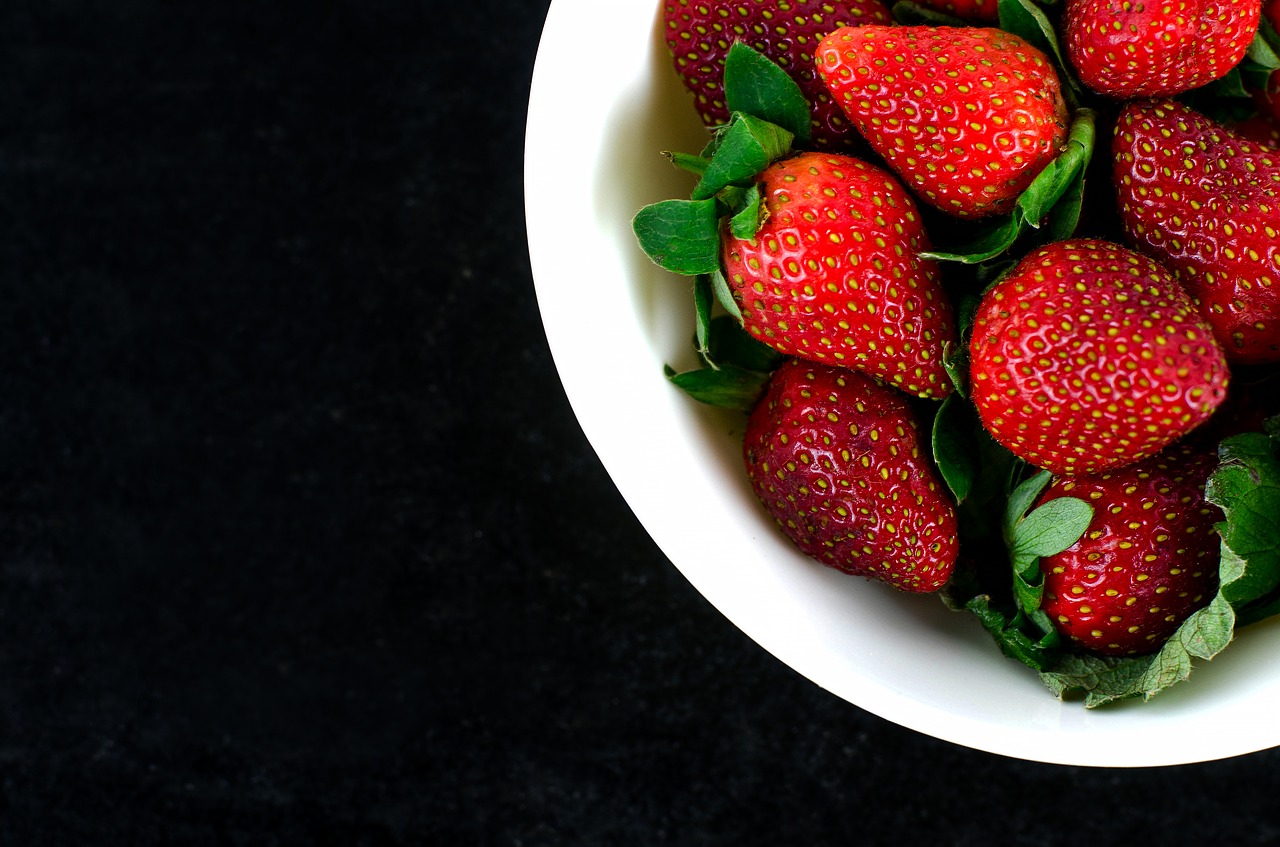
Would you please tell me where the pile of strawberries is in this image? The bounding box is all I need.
[636,0,1280,703]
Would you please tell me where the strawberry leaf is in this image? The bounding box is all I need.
[665,150,711,177]
[1018,108,1095,227]
[693,273,715,362]
[704,315,785,373]
[728,183,765,240]
[920,214,1022,264]
[1206,429,1280,611]
[931,394,979,504]
[1009,495,1093,612]
[723,42,812,145]
[709,267,743,322]
[1247,18,1280,71]
[663,363,771,411]
[691,114,793,201]
[633,198,722,275]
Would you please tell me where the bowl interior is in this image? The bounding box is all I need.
[523,0,1280,766]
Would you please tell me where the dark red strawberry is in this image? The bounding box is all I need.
[1230,114,1280,149]
[1037,444,1222,656]
[968,239,1230,476]
[911,0,998,20]
[1064,0,1261,98]
[815,25,1069,219]
[662,0,892,149]
[1113,100,1280,364]
[744,358,959,592]
[722,151,957,399]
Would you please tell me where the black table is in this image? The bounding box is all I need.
[2,1,1278,842]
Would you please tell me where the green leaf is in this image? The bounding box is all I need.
[1001,469,1053,547]
[663,363,771,411]
[710,267,742,322]
[920,213,1023,264]
[633,198,722,275]
[723,42,811,144]
[1206,431,1280,609]
[1018,108,1095,226]
[965,596,1059,671]
[728,183,764,240]
[1044,166,1086,241]
[1039,595,1236,707]
[691,114,793,201]
[891,0,967,25]
[665,150,711,177]
[1010,496,1094,565]
[703,316,785,373]
[693,274,714,363]
[1247,21,1280,71]
[931,394,980,504]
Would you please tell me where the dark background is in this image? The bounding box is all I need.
[1,1,1278,843]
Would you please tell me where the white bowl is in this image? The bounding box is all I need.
[523,0,1280,767]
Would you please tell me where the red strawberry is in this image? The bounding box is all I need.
[1037,444,1222,656]
[662,0,893,149]
[911,0,998,21]
[1113,100,1280,364]
[722,150,957,399]
[1064,0,1261,98]
[743,358,959,592]
[815,25,1069,219]
[968,238,1230,476]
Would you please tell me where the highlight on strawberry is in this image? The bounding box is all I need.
[631,0,1280,708]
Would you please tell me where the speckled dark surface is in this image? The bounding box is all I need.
[2,1,1279,843]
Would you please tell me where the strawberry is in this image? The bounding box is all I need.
[1037,444,1222,656]
[661,0,893,149]
[968,238,1230,476]
[1063,0,1262,98]
[1230,114,1280,149]
[910,0,998,21]
[814,25,1069,219]
[1113,100,1280,364]
[743,358,959,592]
[721,150,957,399]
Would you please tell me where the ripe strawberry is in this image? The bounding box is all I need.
[911,0,998,21]
[1064,0,1261,98]
[968,239,1230,476]
[815,25,1069,219]
[661,0,892,149]
[722,150,957,399]
[1037,444,1222,656]
[743,358,959,592]
[1113,100,1280,364]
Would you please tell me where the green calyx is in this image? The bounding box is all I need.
[632,42,810,411]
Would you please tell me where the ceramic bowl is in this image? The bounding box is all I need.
[523,0,1280,766]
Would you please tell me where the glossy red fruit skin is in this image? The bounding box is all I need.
[911,0,998,20]
[1113,100,1280,365]
[662,0,892,149]
[1038,445,1222,656]
[722,151,957,399]
[968,239,1230,476]
[815,25,1069,219]
[743,359,959,593]
[1064,0,1261,98]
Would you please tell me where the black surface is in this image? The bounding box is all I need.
[2,1,1280,843]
